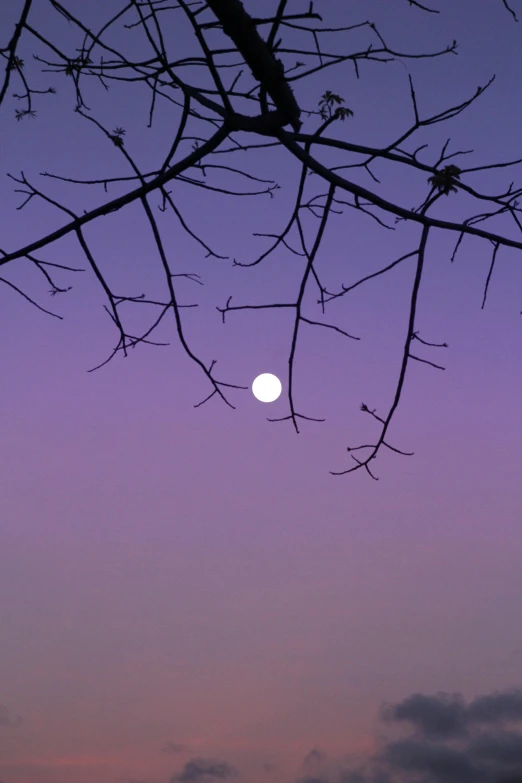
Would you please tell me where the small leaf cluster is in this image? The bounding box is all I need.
[427,164,462,195]
[110,127,126,147]
[318,90,354,121]
[8,56,24,71]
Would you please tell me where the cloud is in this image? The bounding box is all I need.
[165,689,522,783]
[378,736,479,783]
[170,757,238,783]
[295,688,522,783]
[466,691,522,726]
[379,692,468,739]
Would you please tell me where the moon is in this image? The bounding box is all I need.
[252,373,282,403]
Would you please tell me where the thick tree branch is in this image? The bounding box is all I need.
[205,0,302,131]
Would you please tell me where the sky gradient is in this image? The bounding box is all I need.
[1,2,521,783]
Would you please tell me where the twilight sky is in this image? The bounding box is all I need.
[0,2,521,783]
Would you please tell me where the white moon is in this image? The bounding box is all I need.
[252,373,282,403]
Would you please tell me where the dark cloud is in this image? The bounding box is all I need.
[377,688,522,741]
[163,741,188,755]
[466,691,522,726]
[379,692,467,739]
[468,730,522,765]
[296,688,522,783]
[378,736,479,783]
[262,762,276,774]
[170,757,238,783]
[164,689,522,783]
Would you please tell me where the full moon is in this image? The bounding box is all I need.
[252,373,282,403]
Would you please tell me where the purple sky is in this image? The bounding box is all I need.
[1,2,521,783]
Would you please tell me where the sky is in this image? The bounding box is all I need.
[0,2,521,783]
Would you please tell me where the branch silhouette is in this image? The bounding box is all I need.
[1,0,520,478]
